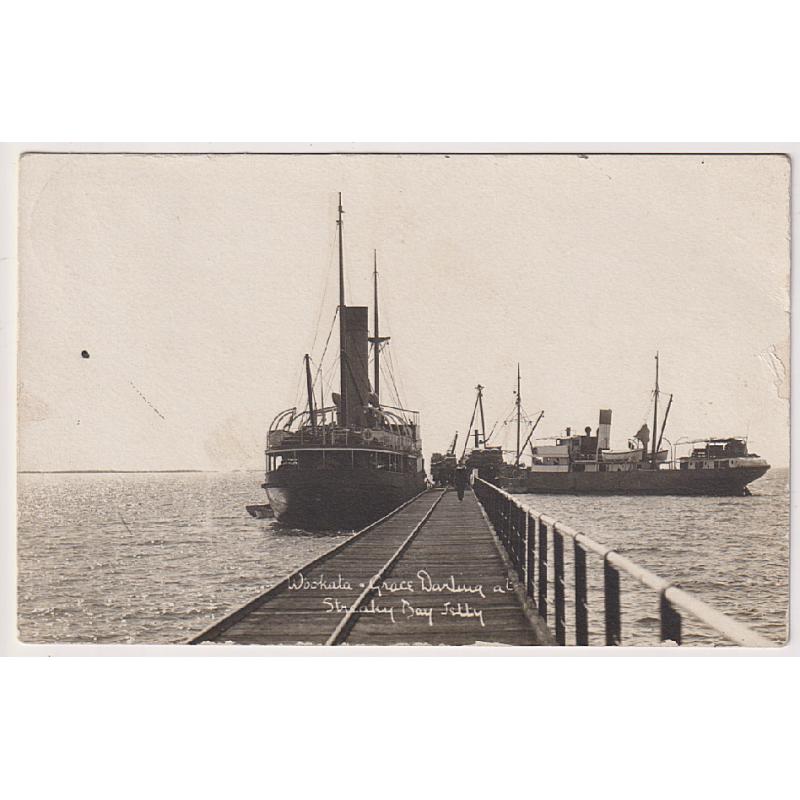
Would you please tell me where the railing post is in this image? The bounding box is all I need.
[507,497,513,554]
[538,520,548,622]
[507,496,515,564]
[603,554,621,646]
[553,528,566,645]
[508,499,515,565]
[522,512,529,592]
[660,590,682,645]
[510,503,515,564]
[574,541,589,646]
[508,497,514,556]
[475,479,767,648]
[526,513,535,600]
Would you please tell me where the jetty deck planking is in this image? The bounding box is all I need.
[190,489,544,646]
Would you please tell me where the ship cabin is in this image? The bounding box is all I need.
[531,425,603,472]
[677,437,759,471]
[265,404,424,476]
[530,410,657,473]
[557,427,600,460]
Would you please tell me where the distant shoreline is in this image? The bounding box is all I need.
[18,469,263,475]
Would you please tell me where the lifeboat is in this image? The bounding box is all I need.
[600,447,669,463]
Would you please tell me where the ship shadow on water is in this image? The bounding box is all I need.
[254,518,354,540]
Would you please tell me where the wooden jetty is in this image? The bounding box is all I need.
[189,489,550,646]
[190,479,774,648]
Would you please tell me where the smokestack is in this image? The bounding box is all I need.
[598,409,612,450]
[340,306,370,428]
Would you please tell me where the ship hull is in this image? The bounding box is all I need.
[264,468,426,530]
[499,465,769,496]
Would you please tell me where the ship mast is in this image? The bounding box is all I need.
[515,364,522,467]
[337,193,347,426]
[477,384,486,448]
[368,250,390,403]
[462,384,486,459]
[652,351,659,466]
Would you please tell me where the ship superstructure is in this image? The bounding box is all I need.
[262,196,425,528]
[477,356,769,496]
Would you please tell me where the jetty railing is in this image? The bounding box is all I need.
[472,477,773,647]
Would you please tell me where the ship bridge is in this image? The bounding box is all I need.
[267,404,421,452]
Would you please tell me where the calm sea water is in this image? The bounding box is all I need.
[17,472,350,644]
[517,467,789,646]
[17,469,789,646]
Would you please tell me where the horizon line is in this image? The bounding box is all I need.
[17,469,264,475]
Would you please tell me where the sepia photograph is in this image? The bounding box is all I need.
[15,150,790,649]
[5,5,800,799]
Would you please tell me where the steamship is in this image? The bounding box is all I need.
[261,195,426,529]
[469,359,770,497]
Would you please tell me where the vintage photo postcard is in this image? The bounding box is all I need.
[15,149,790,649]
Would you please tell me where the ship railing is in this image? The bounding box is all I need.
[266,425,419,453]
[472,477,774,648]
[380,404,420,426]
[268,406,417,441]
[268,406,339,435]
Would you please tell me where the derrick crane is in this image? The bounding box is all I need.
[447,431,458,457]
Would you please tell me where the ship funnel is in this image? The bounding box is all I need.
[598,409,612,450]
[340,306,370,428]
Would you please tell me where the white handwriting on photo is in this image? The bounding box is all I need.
[287,569,519,627]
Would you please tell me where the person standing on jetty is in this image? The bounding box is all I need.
[454,464,468,501]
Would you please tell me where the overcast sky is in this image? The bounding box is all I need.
[18,153,790,471]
